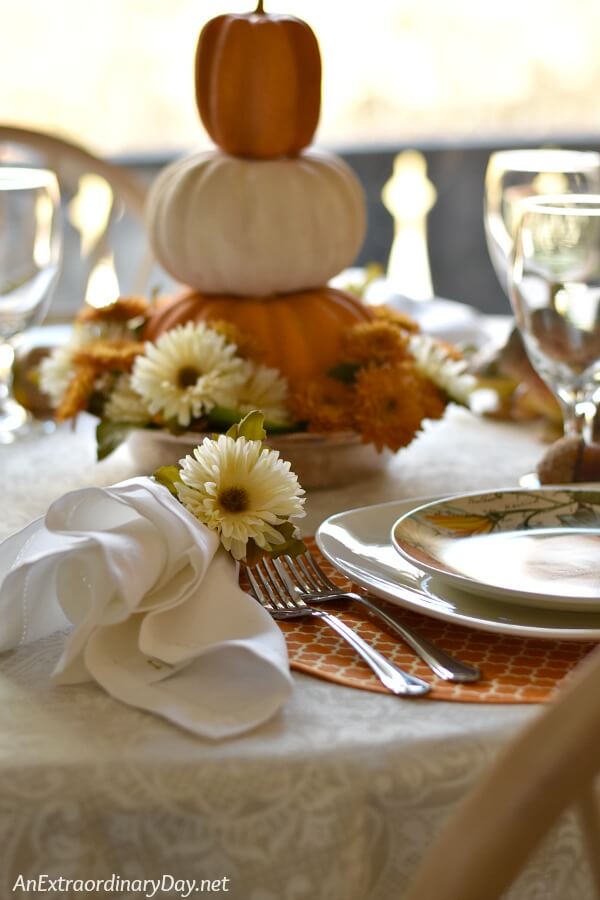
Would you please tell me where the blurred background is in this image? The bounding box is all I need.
[2,0,600,315]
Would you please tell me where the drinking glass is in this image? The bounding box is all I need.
[509,194,600,444]
[0,167,62,442]
[484,149,600,296]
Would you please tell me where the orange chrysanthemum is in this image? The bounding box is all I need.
[72,340,145,373]
[341,320,410,366]
[207,319,264,361]
[289,377,355,433]
[354,364,427,451]
[418,378,447,420]
[55,365,97,421]
[371,305,420,334]
[354,359,447,452]
[76,296,149,325]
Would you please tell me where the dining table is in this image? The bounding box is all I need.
[0,399,594,899]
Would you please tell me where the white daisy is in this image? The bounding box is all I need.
[177,434,305,560]
[103,374,151,424]
[130,322,246,428]
[237,363,291,425]
[410,334,476,406]
[38,343,76,408]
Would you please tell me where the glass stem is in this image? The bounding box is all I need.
[0,338,31,443]
[560,394,598,445]
[0,340,15,414]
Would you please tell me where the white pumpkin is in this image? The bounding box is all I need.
[145,149,366,296]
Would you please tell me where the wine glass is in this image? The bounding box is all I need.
[484,149,600,296]
[0,166,62,443]
[509,194,600,445]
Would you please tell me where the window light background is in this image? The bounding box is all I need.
[2,0,600,156]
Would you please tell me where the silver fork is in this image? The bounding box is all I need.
[244,558,430,697]
[271,551,480,683]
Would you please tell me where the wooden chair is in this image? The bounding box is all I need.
[405,645,600,900]
[0,125,152,320]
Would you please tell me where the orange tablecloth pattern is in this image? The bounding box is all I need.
[257,538,596,703]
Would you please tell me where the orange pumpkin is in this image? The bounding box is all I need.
[144,288,372,381]
[195,1,321,160]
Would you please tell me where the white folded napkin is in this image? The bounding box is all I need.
[0,477,293,739]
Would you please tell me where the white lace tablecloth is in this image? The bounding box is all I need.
[0,410,593,899]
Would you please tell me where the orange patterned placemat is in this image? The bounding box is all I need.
[252,538,597,703]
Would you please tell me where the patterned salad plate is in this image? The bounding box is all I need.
[392,489,600,611]
[316,493,600,640]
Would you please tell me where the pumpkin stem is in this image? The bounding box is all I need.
[255,0,265,11]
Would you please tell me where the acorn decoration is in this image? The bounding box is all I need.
[144,1,369,382]
[537,435,600,485]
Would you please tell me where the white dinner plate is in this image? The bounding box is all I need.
[391,488,600,611]
[316,495,600,641]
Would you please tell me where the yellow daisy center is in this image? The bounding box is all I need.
[218,486,250,513]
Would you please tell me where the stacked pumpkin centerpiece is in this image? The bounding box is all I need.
[145,1,371,383]
[39,3,475,486]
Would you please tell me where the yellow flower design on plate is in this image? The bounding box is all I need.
[425,513,495,536]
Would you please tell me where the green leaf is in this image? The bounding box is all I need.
[268,520,306,559]
[277,520,298,539]
[152,465,182,497]
[238,409,267,441]
[96,420,133,461]
[242,529,305,566]
[270,536,306,559]
[208,405,297,436]
[87,389,106,418]
[328,362,362,384]
[229,410,267,442]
